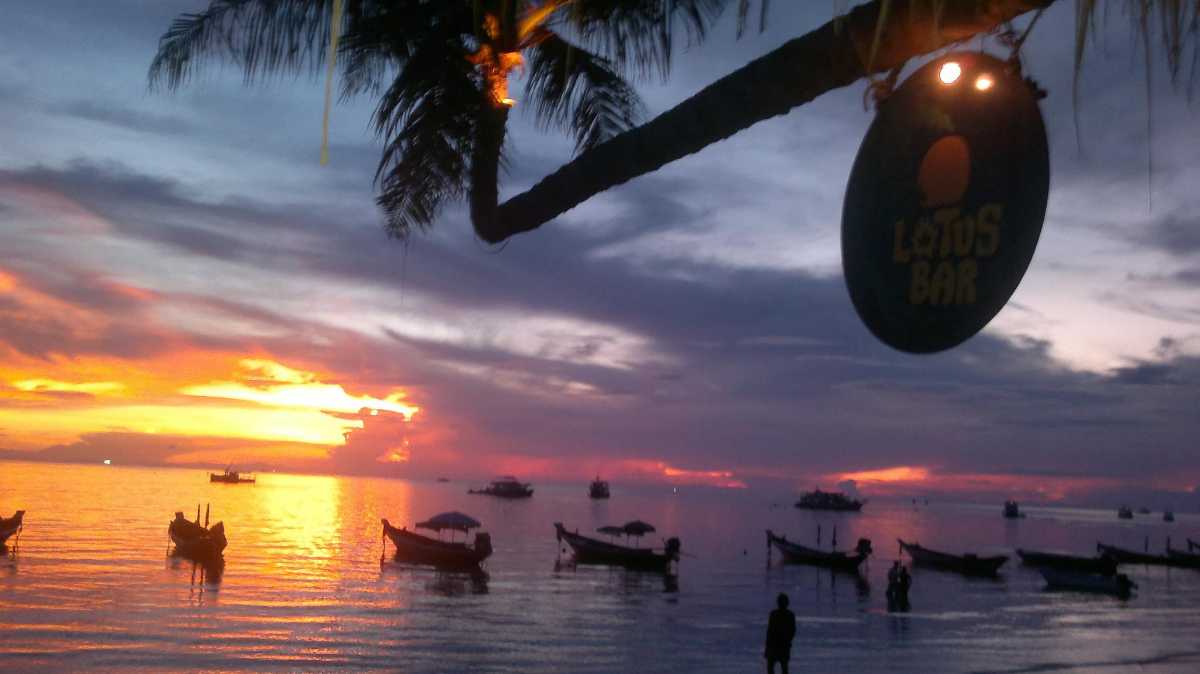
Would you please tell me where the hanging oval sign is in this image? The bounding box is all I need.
[841,52,1049,353]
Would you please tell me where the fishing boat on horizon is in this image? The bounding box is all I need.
[0,510,24,549]
[468,476,533,499]
[381,512,492,570]
[169,505,227,562]
[1016,548,1117,575]
[1003,500,1023,519]
[1163,509,1175,522]
[1038,567,1136,598]
[554,521,680,572]
[589,476,610,499]
[794,489,864,512]
[1117,505,1134,519]
[898,539,1007,576]
[766,530,872,571]
[210,466,255,484]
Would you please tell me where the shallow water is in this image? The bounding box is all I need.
[1,461,1199,673]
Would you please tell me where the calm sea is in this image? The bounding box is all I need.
[1,461,1198,673]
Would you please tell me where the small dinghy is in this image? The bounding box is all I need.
[1039,567,1135,597]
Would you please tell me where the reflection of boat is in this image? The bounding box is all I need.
[766,530,871,571]
[1039,568,1135,597]
[210,466,255,483]
[1096,542,1176,566]
[1165,546,1200,569]
[1117,506,1133,519]
[589,476,610,499]
[1017,549,1117,576]
[0,510,24,547]
[898,539,1007,576]
[554,522,680,572]
[794,489,863,512]
[1003,500,1023,519]
[381,513,492,570]
[169,507,227,561]
[468,476,533,498]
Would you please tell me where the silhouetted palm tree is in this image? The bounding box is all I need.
[149,0,729,239]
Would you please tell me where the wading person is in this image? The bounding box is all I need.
[765,593,796,674]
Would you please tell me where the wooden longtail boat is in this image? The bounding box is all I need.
[1095,542,1178,566]
[0,510,24,547]
[555,522,680,572]
[1165,546,1200,569]
[898,539,1007,576]
[1038,567,1136,597]
[766,530,871,571]
[381,517,492,570]
[169,509,227,561]
[1017,548,1118,576]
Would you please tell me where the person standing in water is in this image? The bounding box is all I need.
[765,593,797,673]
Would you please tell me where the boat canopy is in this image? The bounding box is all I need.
[416,511,482,532]
[597,525,626,536]
[622,520,656,536]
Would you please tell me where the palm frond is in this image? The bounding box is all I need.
[373,34,480,238]
[558,0,727,79]
[524,30,646,154]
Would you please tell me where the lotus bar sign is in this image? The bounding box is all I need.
[842,53,1049,353]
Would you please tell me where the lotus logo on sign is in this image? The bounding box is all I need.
[841,52,1050,353]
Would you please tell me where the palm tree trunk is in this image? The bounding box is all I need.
[471,100,510,240]
[475,0,1057,244]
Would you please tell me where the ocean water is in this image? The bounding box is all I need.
[1,461,1198,673]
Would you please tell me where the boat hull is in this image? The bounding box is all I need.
[766,530,866,571]
[1166,548,1200,569]
[210,473,255,483]
[382,519,491,570]
[1096,543,1184,567]
[0,511,24,546]
[555,523,676,572]
[1017,549,1117,575]
[169,520,227,561]
[899,539,1007,576]
[1039,568,1135,597]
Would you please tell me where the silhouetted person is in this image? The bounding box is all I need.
[887,561,911,611]
[765,593,796,674]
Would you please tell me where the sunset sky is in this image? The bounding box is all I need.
[2,2,1199,505]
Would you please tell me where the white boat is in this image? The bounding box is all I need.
[1039,567,1135,597]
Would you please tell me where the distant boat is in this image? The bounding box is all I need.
[381,513,492,570]
[210,466,255,484]
[794,489,864,512]
[169,507,226,561]
[0,510,24,548]
[1003,500,1023,519]
[766,530,872,571]
[468,476,533,499]
[1017,548,1117,576]
[554,522,680,572]
[436,477,450,483]
[1117,505,1133,519]
[1163,510,1175,522]
[898,539,1007,576]
[588,476,610,499]
[1038,567,1136,597]
[1136,506,1152,515]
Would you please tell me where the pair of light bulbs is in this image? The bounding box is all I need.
[938,61,993,91]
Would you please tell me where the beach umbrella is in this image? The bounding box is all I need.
[622,520,656,546]
[597,525,625,541]
[416,512,482,539]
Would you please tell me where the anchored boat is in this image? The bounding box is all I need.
[1039,567,1136,597]
[468,476,533,499]
[555,522,680,572]
[1017,548,1117,576]
[0,510,24,548]
[1096,542,1176,566]
[898,539,1007,576]
[588,476,610,499]
[169,506,227,561]
[210,466,255,484]
[766,530,871,571]
[381,512,492,570]
[794,489,864,512]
